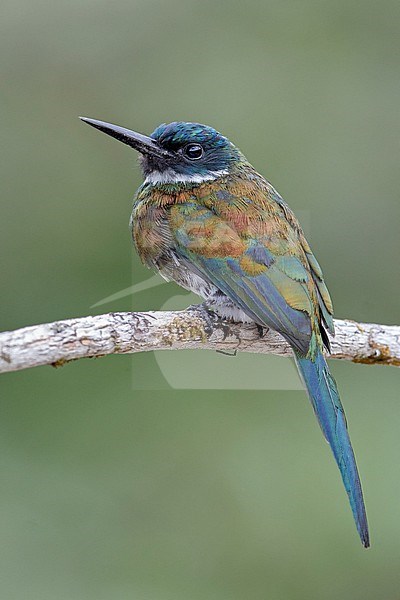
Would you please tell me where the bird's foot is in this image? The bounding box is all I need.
[256,324,269,338]
[187,302,218,335]
[187,302,239,348]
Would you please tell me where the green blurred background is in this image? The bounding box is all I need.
[1,1,400,598]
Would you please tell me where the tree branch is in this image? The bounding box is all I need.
[0,308,399,374]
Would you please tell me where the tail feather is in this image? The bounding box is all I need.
[295,349,369,548]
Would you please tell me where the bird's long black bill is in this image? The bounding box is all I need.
[79,117,173,160]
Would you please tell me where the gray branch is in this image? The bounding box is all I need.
[0,308,399,374]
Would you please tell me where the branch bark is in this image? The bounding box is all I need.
[1,308,399,374]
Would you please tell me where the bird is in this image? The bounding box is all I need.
[80,116,369,547]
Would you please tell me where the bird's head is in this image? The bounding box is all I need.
[80,118,243,184]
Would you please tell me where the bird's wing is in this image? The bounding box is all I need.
[267,183,335,336]
[300,235,334,335]
[168,193,322,355]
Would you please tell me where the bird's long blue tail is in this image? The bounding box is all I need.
[295,349,369,547]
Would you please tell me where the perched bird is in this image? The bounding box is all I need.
[80,117,369,547]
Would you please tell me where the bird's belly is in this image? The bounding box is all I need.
[206,294,255,323]
[157,252,254,324]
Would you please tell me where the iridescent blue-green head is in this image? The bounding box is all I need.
[80,117,244,184]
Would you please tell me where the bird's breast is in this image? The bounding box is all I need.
[130,185,216,299]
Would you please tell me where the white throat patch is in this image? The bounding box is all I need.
[144,169,229,185]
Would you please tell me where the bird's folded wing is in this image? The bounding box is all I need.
[169,201,317,354]
[267,184,335,336]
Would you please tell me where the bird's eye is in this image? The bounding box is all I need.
[183,143,204,160]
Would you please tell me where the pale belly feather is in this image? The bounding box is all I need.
[156,250,255,324]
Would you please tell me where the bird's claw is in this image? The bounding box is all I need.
[187,302,218,334]
[256,324,269,338]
